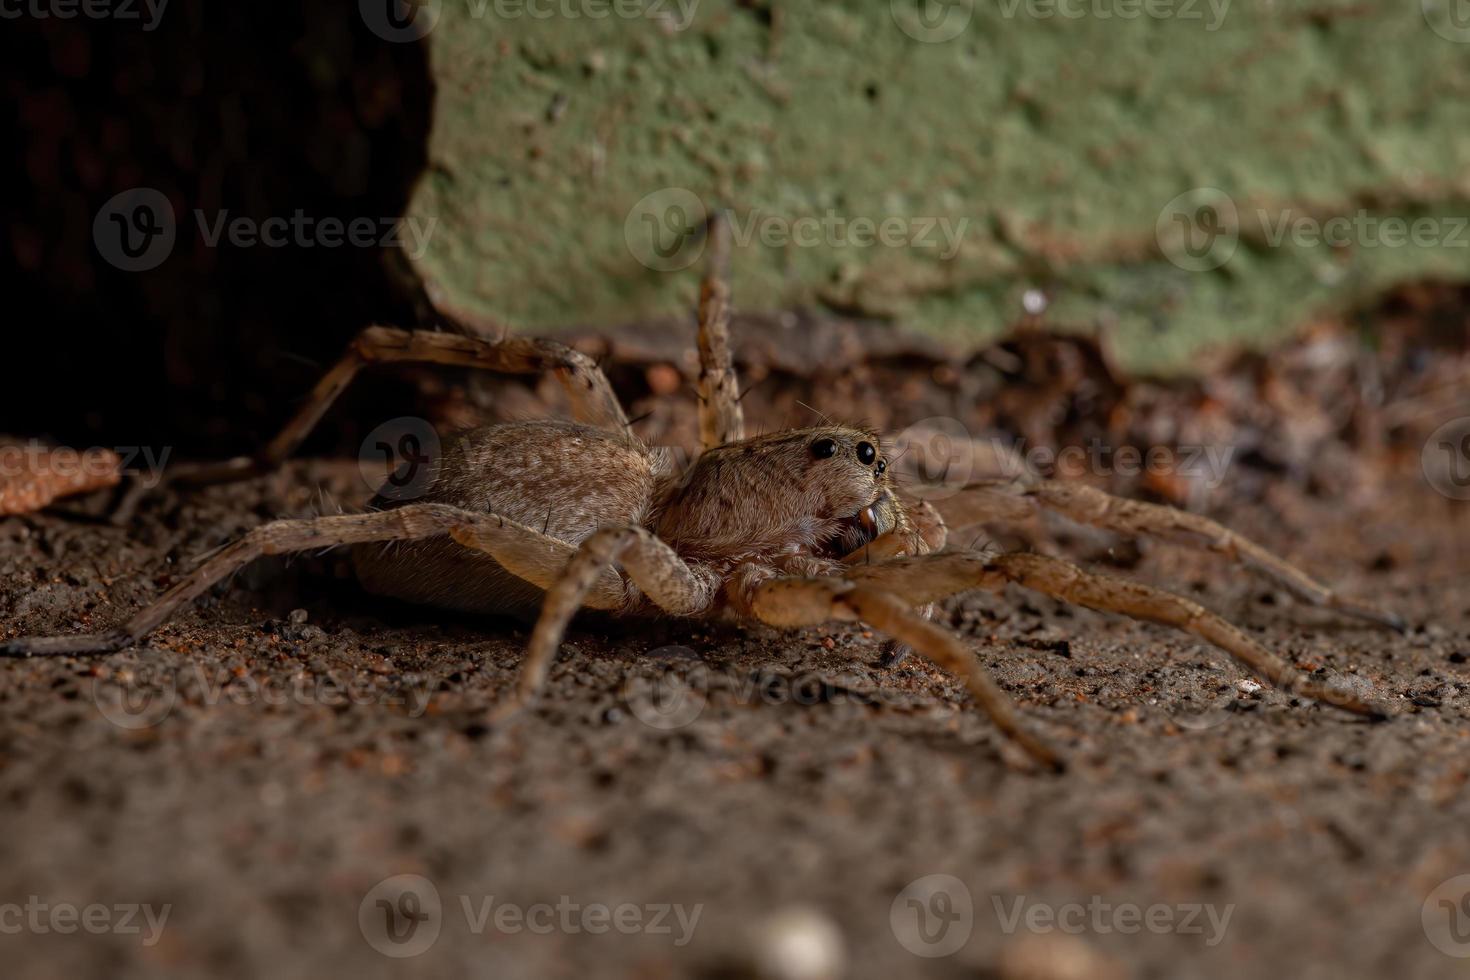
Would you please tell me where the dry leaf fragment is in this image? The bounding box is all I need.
[0,445,122,515]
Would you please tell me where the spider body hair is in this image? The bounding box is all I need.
[353,419,929,620]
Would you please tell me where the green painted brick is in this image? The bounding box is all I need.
[403,0,1470,374]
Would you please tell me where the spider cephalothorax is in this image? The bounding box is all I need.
[3,220,1403,771]
[650,427,922,568]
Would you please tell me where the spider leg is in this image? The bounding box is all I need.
[696,211,745,450]
[840,550,1389,719]
[497,525,719,720]
[167,326,631,488]
[748,576,1063,770]
[1,504,475,657]
[446,517,624,608]
[929,479,1405,632]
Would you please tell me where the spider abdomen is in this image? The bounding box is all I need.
[353,419,658,616]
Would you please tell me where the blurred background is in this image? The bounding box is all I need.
[4,0,1468,475]
[2,2,431,456]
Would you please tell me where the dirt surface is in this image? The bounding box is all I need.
[3,327,1470,980]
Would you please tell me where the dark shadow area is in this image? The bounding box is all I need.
[0,2,433,458]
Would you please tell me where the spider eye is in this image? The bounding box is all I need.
[811,438,838,459]
[856,441,877,465]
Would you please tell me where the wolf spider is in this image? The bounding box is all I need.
[4,221,1402,769]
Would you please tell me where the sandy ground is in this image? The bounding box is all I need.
[1,445,1468,980]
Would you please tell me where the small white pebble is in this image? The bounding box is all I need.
[752,905,846,980]
[1022,289,1048,315]
[1236,679,1262,694]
